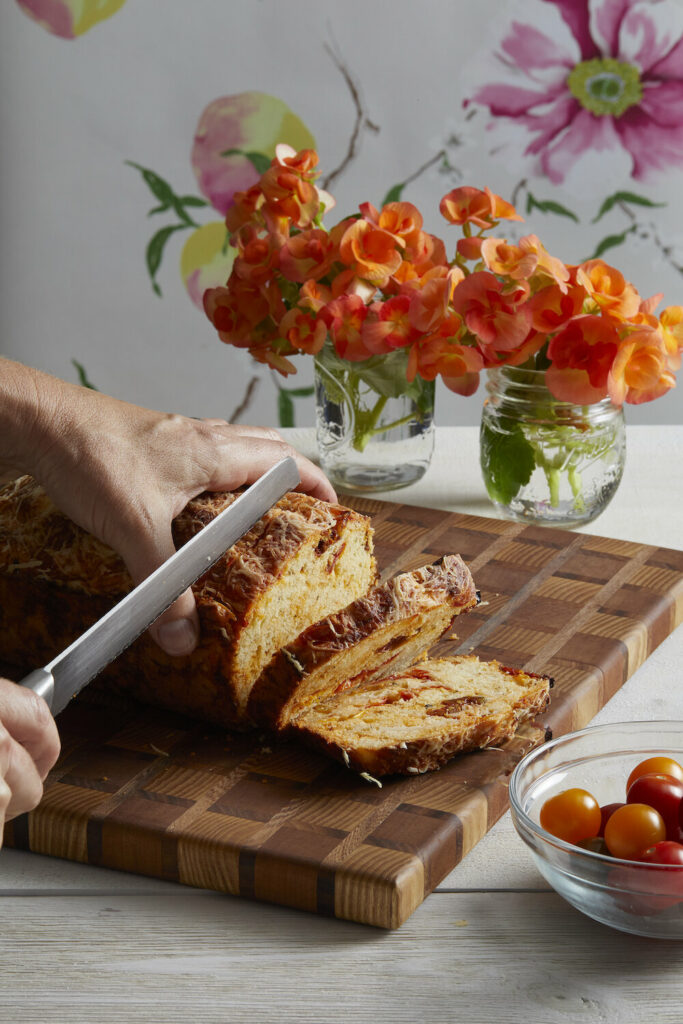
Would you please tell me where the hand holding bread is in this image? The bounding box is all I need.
[0,357,335,656]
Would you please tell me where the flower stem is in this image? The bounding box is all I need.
[352,393,388,452]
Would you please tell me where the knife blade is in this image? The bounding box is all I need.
[19,455,300,715]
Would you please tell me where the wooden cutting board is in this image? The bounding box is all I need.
[4,498,683,928]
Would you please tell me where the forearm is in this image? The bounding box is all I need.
[0,358,65,478]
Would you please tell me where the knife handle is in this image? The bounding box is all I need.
[20,668,55,711]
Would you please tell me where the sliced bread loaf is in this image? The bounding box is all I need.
[247,554,478,730]
[288,655,552,776]
[0,475,377,726]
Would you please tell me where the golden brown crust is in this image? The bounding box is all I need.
[0,477,376,727]
[247,555,477,730]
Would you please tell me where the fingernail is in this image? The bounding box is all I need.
[156,619,198,656]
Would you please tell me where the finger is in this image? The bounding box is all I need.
[115,523,200,658]
[208,438,337,503]
[0,725,44,820]
[0,680,60,781]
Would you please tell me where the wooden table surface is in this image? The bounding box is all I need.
[3,424,683,1024]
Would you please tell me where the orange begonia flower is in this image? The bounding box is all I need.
[576,259,641,321]
[481,237,537,281]
[279,229,336,283]
[338,220,403,285]
[408,269,462,333]
[518,235,569,292]
[225,184,265,239]
[608,330,677,405]
[408,323,483,395]
[299,279,333,313]
[660,306,683,370]
[362,295,419,355]
[365,201,424,245]
[203,282,269,344]
[249,339,298,376]
[439,186,523,228]
[232,232,276,288]
[546,315,620,403]
[279,308,327,355]
[457,236,484,261]
[450,271,532,355]
[321,294,370,361]
[527,282,585,334]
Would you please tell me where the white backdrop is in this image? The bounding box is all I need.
[1,0,682,427]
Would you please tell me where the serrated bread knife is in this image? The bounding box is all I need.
[19,456,300,715]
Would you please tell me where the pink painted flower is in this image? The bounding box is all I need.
[191,93,315,215]
[468,0,683,183]
[16,0,127,38]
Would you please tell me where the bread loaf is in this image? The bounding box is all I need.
[247,554,478,730]
[0,475,377,726]
[289,655,551,776]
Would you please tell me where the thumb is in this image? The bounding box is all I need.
[119,524,199,658]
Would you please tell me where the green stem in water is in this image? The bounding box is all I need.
[352,393,388,452]
[545,466,561,508]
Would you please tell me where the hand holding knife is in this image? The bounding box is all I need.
[19,456,300,715]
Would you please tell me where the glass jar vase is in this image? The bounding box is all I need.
[314,338,435,493]
[480,366,626,527]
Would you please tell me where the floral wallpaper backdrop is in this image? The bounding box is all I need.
[1,0,681,426]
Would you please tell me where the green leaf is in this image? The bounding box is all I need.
[125,160,197,226]
[178,195,209,207]
[220,148,271,175]
[355,349,415,400]
[71,359,98,391]
[145,224,188,295]
[588,224,637,260]
[592,190,666,223]
[277,390,294,427]
[380,183,405,206]
[276,385,314,427]
[480,420,535,505]
[526,192,579,223]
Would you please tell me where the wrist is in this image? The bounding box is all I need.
[0,359,66,478]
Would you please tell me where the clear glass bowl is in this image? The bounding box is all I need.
[509,721,683,938]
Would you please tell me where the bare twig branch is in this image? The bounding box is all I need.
[401,149,448,190]
[321,41,379,192]
[228,375,260,423]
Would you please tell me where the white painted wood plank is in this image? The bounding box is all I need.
[2,890,682,1024]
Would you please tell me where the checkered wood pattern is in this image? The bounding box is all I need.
[4,500,683,928]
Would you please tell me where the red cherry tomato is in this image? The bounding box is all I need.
[539,788,601,844]
[598,802,625,837]
[627,756,683,792]
[627,773,683,841]
[604,803,666,860]
[641,841,683,866]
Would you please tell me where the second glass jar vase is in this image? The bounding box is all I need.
[314,338,435,493]
[480,365,626,527]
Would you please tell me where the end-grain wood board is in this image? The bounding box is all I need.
[4,498,683,928]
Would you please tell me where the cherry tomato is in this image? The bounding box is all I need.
[641,841,683,866]
[627,756,683,792]
[539,788,601,844]
[604,803,666,860]
[598,802,625,837]
[576,836,609,855]
[627,773,683,841]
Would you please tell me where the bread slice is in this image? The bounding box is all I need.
[0,475,377,726]
[289,655,551,776]
[247,554,478,730]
